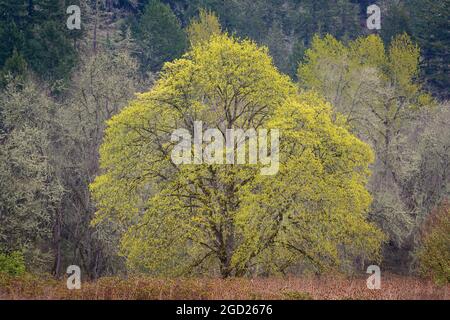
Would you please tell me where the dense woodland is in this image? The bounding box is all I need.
[0,0,448,285]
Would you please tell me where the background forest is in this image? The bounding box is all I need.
[0,0,448,288]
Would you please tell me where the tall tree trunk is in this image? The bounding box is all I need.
[53,209,62,278]
[93,0,99,53]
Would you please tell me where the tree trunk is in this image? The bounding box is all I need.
[53,209,62,278]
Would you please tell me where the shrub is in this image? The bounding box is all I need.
[281,290,313,300]
[417,201,450,285]
[0,251,26,276]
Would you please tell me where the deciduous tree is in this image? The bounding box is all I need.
[91,34,384,277]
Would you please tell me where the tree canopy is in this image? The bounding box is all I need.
[298,33,434,249]
[91,34,384,277]
[132,0,187,73]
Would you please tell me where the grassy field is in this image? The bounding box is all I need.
[0,273,448,300]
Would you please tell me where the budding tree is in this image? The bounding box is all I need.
[91,34,384,277]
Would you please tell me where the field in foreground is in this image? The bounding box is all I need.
[0,274,448,300]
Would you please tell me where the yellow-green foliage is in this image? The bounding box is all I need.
[297,33,433,247]
[418,202,450,285]
[298,33,432,116]
[0,251,26,276]
[90,34,384,277]
[186,8,222,46]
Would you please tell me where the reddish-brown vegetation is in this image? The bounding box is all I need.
[0,273,448,300]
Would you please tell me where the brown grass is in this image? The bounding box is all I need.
[0,273,448,300]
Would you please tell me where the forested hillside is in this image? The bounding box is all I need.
[0,0,448,290]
